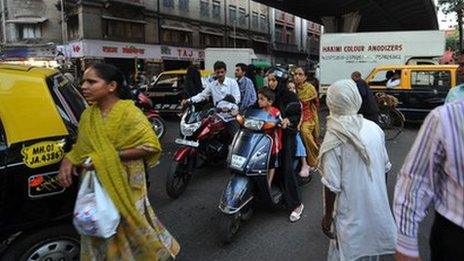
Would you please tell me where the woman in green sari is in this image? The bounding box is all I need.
[58,63,180,260]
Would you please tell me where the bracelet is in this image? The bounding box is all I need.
[118,150,124,158]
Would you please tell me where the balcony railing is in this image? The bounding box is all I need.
[105,0,144,7]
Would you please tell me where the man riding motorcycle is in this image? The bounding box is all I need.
[181,61,241,136]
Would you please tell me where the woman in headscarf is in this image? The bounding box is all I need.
[266,67,304,222]
[58,63,180,260]
[319,79,396,261]
[182,66,203,98]
[293,67,320,172]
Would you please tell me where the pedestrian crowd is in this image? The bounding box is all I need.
[58,60,463,261]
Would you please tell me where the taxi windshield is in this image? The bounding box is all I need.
[47,74,87,127]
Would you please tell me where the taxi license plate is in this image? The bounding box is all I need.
[175,138,199,148]
[230,154,247,170]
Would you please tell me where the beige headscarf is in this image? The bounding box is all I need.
[318,79,371,176]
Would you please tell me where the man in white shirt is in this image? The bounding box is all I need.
[386,71,401,88]
[181,61,241,135]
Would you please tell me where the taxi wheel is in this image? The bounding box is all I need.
[2,224,80,261]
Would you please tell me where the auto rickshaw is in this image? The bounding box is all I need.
[0,64,87,260]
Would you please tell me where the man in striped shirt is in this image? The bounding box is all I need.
[394,99,464,260]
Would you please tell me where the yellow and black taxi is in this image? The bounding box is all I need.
[0,64,86,260]
[365,64,459,120]
[145,69,213,113]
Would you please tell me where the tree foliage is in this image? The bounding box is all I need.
[439,0,464,14]
[446,30,459,50]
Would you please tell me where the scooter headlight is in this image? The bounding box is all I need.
[180,121,201,137]
[244,119,264,130]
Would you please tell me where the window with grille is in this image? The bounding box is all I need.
[162,29,192,46]
[163,0,174,8]
[212,1,221,18]
[200,0,209,17]
[229,5,237,24]
[17,24,41,40]
[252,12,258,28]
[260,14,267,30]
[103,19,145,42]
[179,0,189,11]
[239,8,246,25]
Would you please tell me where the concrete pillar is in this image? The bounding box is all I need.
[321,11,361,33]
[342,11,361,32]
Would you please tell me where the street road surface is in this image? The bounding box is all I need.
[148,117,431,261]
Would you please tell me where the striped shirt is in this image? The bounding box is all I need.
[394,100,464,257]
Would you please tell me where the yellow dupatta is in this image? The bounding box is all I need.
[297,82,320,138]
[297,81,318,102]
[66,100,175,260]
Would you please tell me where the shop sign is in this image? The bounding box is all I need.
[57,41,83,58]
[87,40,160,59]
[161,46,205,61]
[58,40,204,61]
[60,40,161,59]
[0,47,56,60]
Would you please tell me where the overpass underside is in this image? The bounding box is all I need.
[255,0,438,32]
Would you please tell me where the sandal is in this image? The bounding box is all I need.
[289,204,304,222]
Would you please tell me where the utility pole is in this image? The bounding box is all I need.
[157,0,161,44]
[1,0,6,44]
[233,19,236,48]
[224,0,228,47]
[60,0,67,44]
[459,9,463,53]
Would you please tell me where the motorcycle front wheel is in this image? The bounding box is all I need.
[150,116,166,139]
[219,213,241,244]
[166,160,192,199]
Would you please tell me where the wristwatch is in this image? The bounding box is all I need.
[118,150,124,158]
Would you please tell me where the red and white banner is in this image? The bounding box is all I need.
[58,40,205,61]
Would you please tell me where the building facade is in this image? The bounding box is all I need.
[0,0,63,65]
[0,0,321,77]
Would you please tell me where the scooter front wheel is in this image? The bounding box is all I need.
[166,161,192,199]
[219,213,241,244]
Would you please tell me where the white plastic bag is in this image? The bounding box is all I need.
[73,170,120,238]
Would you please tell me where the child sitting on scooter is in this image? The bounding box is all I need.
[257,88,282,187]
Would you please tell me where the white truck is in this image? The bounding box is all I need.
[319,30,446,96]
[204,48,258,78]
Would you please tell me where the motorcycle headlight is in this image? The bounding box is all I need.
[180,121,201,137]
[244,119,264,130]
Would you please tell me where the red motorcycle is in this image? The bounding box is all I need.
[166,104,231,198]
[132,86,166,139]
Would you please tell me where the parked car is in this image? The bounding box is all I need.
[0,64,87,260]
[144,69,213,114]
[366,64,459,120]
